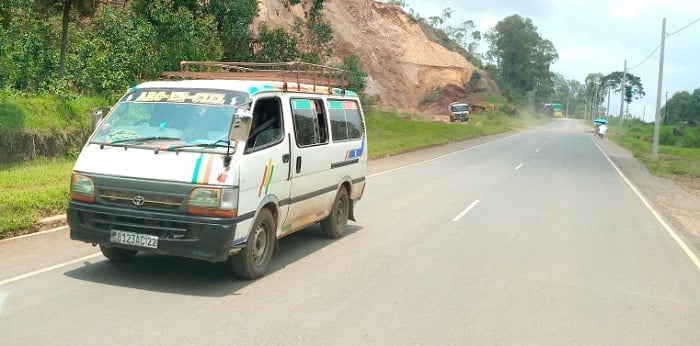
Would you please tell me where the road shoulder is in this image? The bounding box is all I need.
[595,135,700,250]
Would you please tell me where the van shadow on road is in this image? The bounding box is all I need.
[62,224,362,297]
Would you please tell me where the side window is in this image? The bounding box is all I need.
[291,98,328,147]
[246,97,283,152]
[328,99,363,141]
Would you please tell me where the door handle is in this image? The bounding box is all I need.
[282,154,290,163]
[296,156,302,174]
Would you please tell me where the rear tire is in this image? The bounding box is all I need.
[99,244,137,261]
[320,188,349,239]
[229,208,275,279]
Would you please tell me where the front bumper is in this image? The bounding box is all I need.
[68,201,237,262]
[452,112,469,121]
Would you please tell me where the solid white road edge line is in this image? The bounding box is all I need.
[452,200,480,222]
[0,225,68,242]
[593,140,700,271]
[367,133,520,178]
[0,252,102,287]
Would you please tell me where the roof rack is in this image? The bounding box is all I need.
[163,61,348,94]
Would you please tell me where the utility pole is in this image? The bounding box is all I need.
[606,84,611,117]
[652,18,666,159]
[617,60,626,135]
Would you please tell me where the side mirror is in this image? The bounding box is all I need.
[229,107,253,142]
[91,106,111,130]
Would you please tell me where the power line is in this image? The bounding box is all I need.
[628,43,661,70]
[667,17,700,37]
[627,17,700,71]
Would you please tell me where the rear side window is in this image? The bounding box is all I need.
[328,100,363,141]
[291,98,328,147]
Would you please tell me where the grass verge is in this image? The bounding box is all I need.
[0,158,74,237]
[606,118,700,193]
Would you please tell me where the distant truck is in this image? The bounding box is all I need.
[448,102,470,122]
[544,103,563,118]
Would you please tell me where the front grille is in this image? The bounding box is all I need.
[81,211,191,239]
[100,189,184,211]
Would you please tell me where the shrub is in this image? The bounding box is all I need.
[420,88,441,106]
[659,127,678,146]
[679,128,700,148]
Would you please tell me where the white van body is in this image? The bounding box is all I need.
[68,62,367,279]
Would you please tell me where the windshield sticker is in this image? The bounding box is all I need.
[329,100,358,110]
[135,91,227,105]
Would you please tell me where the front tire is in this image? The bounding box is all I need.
[229,208,275,279]
[99,244,137,261]
[320,188,350,239]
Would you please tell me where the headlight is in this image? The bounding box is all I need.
[187,187,238,217]
[70,174,95,203]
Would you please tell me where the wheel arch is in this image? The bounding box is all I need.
[261,200,281,252]
[337,178,355,222]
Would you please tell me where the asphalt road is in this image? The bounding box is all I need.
[2,119,700,345]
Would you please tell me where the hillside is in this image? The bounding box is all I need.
[255,0,499,120]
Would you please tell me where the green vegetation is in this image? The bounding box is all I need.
[365,107,523,158]
[0,94,110,130]
[0,158,74,236]
[420,88,442,106]
[0,0,333,95]
[485,15,558,104]
[662,89,700,125]
[610,119,700,180]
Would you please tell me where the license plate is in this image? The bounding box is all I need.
[110,230,158,249]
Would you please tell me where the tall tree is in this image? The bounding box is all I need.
[584,73,605,116]
[131,0,223,71]
[33,0,97,78]
[295,0,332,64]
[70,6,159,93]
[445,19,482,61]
[485,15,558,102]
[255,23,299,62]
[603,71,645,112]
[205,0,258,61]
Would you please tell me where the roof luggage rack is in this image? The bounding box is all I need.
[163,61,349,94]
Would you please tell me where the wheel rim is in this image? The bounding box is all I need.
[251,222,268,266]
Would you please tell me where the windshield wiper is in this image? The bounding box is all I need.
[109,136,182,144]
[166,140,232,150]
[99,136,183,150]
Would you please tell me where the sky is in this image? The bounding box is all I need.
[384,0,700,122]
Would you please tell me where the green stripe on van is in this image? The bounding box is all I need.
[291,99,312,109]
[329,101,344,109]
[191,153,204,183]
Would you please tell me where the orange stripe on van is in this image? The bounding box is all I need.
[200,155,215,184]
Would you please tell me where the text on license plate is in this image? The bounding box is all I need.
[110,230,158,249]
